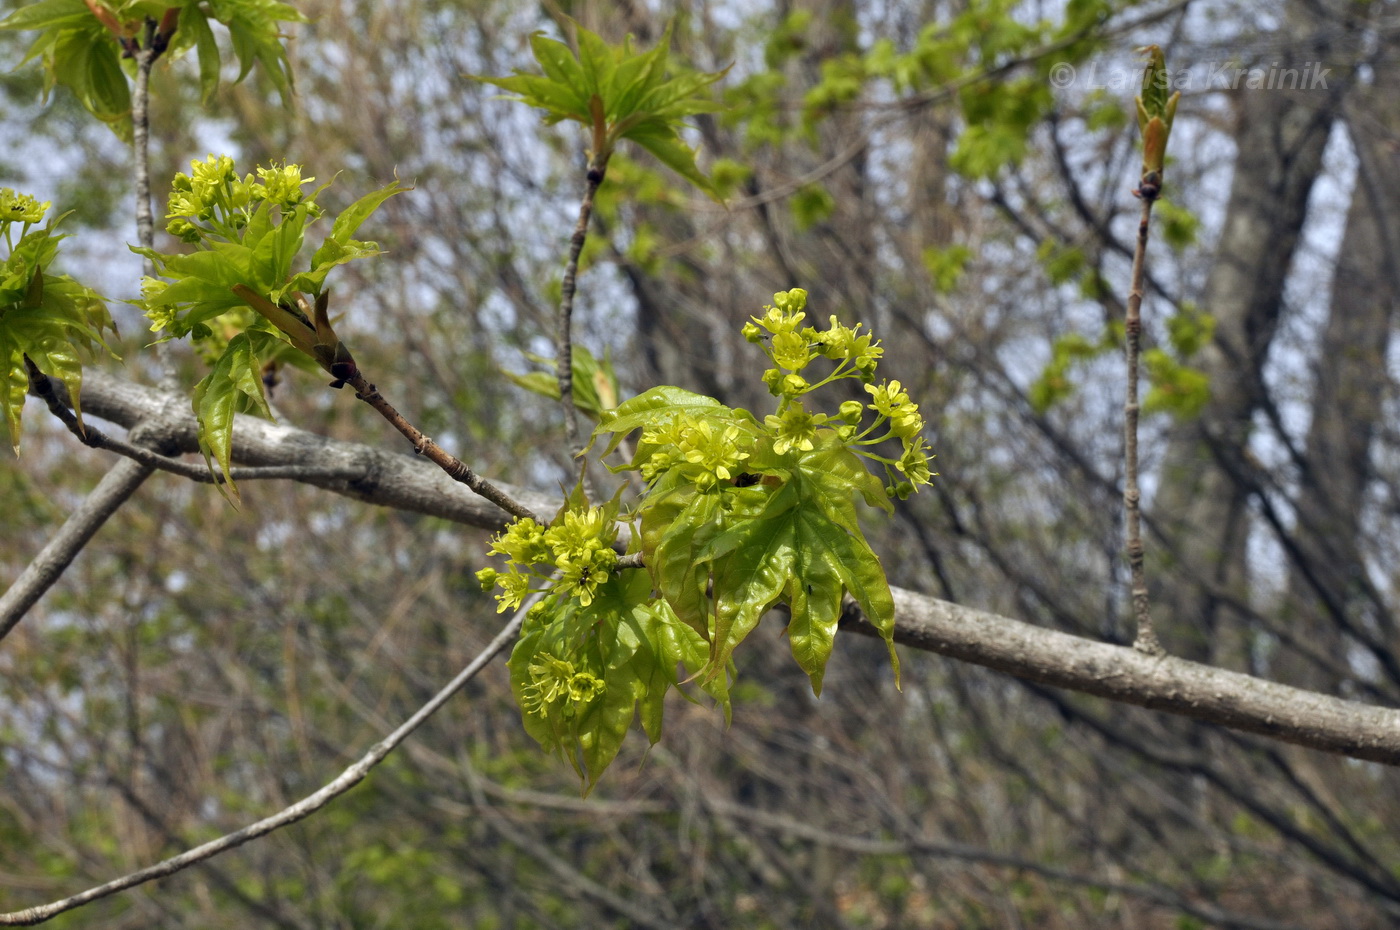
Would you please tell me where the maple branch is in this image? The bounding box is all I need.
[345,371,539,522]
[1123,192,1163,656]
[0,456,152,642]
[556,155,609,481]
[59,369,1400,765]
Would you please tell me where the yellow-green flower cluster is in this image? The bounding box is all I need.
[639,414,753,490]
[480,507,620,611]
[746,289,886,404]
[520,654,606,717]
[740,288,933,495]
[861,379,934,497]
[0,188,49,227]
[165,155,316,243]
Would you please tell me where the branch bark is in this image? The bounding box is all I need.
[46,368,1400,765]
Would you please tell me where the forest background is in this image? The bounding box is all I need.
[3,0,1400,927]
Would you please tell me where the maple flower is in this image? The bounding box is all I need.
[522,654,576,714]
[494,569,532,612]
[0,188,48,225]
[766,402,827,455]
[558,551,615,607]
[567,671,606,703]
[896,437,934,487]
[544,507,618,562]
[752,305,805,335]
[676,418,751,490]
[522,655,606,715]
[889,405,924,441]
[489,517,550,565]
[772,287,808,313]
[255,163,312,207]
[865,379,913,418]
[639,450,675,482]
[770,330,813,371]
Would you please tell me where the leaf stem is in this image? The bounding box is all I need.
[556,156,608,473]
[346,372,539,522]
[1124,192,1164,657]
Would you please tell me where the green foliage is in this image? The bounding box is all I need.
[0,0,305,139]
[1082,90,1127,132]
[1037,240,1087,286]
[1155,198,1199,250]
[485,289,931,787]
[135,154,408,489]
[922,244,973,294]
[1143,348,1209,417]
[1028,330,1109,414]
[789,183,835,231]
[1164,302,1214,357]
[472,21,728,199]
[1031,305,1214,417]
[504,344,619,421]
[1141,306,1213,418]
[0,188,112,451]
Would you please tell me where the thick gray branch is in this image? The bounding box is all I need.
[56,369,1400,765]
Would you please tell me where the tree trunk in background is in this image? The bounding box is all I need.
[1278,48,1400,693]
[1153,4,1343,669]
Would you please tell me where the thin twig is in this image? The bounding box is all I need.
[556,157,608,481]
[0,457,154,642]
[0,597,534,926]
[1124,191,1163,656]
[26,360,365,485]
[346,371,539,521]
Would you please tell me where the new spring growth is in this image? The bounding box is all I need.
[520,654,606,718]
[1135,45,1180,199]
[0,188,49,228]
[480,507,620,612]
[0,187,50,255]
[164,154,317,243]
[659,289,933,497]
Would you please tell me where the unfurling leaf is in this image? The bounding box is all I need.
[471,21,728,200]
[1134,45,1180,184]
[191,331,276,497]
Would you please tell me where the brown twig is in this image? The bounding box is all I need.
[346,372,539,521]
[556,156,609,476]
[1122,188,1163,656]
[25,359,367,485]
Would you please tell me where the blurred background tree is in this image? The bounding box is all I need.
[4,0,1400,926]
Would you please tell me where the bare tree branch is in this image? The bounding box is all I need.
[345,371,540,521]
[1,457,154,642]
[0,596,532,926]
